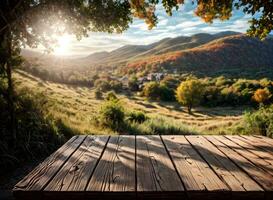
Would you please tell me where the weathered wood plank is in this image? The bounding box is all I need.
[136,135,184,199]
[226,135,273,171]
[86,136,135,193]
[240,135,273,154]
[162,135,229,198]
[186,135,263,195]
[205,136,273,191]
[45,136,109,191]
[217,136,273,176]
[252,135,273,146]
[13,136,86,191]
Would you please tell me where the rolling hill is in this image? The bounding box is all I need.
[21,31,273,78]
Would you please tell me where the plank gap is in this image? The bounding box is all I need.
[204,136,268,191]
[41,135,87,191]
[83,135,111,191]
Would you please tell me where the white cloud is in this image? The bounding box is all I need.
[29,1,253,57]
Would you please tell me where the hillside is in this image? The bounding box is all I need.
[82,31,241,64]
[125,34,273,77]
[21,31,273,78]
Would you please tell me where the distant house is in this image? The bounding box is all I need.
[147,73,165,82]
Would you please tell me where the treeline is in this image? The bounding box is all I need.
[19,64,94,87]
[138,75,273,108]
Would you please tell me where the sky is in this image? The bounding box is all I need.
[36,1,262,57]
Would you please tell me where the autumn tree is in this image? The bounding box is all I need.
[176,79,204,114]
[0,0,273,145]
[252,88,272,104]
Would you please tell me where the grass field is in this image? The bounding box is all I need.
[14,70,247,135]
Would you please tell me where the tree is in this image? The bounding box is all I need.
[0,0,272,144]
[128,75,139,91]
[143,82,161,100]
[252,88,272,104]
[176,79,204,114]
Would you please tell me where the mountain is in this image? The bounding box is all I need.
[83,31,241,65]
[21,31,273,78]
[124,34,273,77]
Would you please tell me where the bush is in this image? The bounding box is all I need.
[109,80,123,93]
[242,105,273,137]
[94,79,111,92]
[126,116,197,135]
[105,91,118,101]
[127,111,147,123]
[0,88,68,172]
[99,100,125,131]
[94,89,103,99]
[143,82,161,100]
[142,82,175,101]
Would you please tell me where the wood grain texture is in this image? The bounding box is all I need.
[86,136,135,192]
[162,135,228,194]
[240,135,273,154]
[13,136,86,191]
[45,136,109,191]
[186,135,263,192]
[136,135,184,192]
[217,136,273,176]
[225,135,273,174]
[13,135,273,200]
[252,135,273,146]
[206,136,273,191]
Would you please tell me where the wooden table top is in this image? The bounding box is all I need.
[13,135,273,200]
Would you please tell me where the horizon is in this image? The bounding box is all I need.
[26,1,265,58]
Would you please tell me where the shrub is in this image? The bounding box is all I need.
[109,80,123,92]
[242,105,273,137]
[143,81,161,100]
[105,91,118,101]
[159,84,175,101]
[94,79,111,92]
[128,76,139,91]
[99,100,125,131]
[127,111,147,123]
[0,88,67,172]
[94,89,103,99]
[126,116,197,135]
[142,82,175,101]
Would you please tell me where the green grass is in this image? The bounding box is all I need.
[14,70,246,135]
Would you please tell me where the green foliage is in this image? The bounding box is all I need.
[160,75,180,89]
[98,100,125,131]
[142,82,175,101]
[94,89,103,99]
[176,79,204,113]
[143,82,162,100]
[109,80,123,93]
[128,75,139,91]
[105,91,118,101]
[94,79,111,92]
[127,111,147,124]
[126,116,197,135]
[242,105,273,137]
[0,87,70,172]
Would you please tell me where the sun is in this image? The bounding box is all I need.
[54,35,72,56]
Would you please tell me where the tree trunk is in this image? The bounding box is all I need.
[187,105,192,114]
[5,30,16,147]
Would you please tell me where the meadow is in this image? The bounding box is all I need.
[14,70,245,136]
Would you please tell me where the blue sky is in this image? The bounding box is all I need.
[47,1,261,57]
